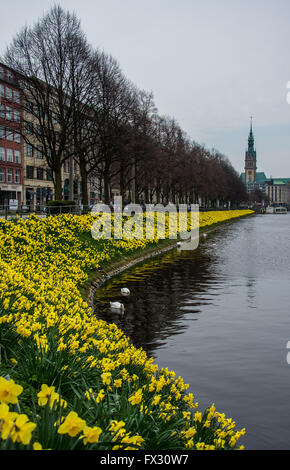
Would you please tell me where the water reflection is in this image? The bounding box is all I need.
[93,237,223,354]
[246,278,257,308]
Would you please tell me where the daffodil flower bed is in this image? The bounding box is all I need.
[0,211,252,450]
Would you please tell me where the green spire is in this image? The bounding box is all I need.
[245,116,256,162]
[248,116,254,150]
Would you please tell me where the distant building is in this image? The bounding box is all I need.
[22,95,55,208]
[266,178,290,208]
[240,119,269,194]
[240,120,290,208]
[0,61,100,209]
[0,64,23,207]
[244,118,257,184]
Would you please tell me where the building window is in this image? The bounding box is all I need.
[7,168,13,183]
[35,124,42,138]
[46,169,53,181]
[54,113,60,124]
[0,126,4,140]
[0,104,4,118]
[37,168,44,180]
[0,147,5,161]
[7,71,13,81]
[15,170,20,183]
[14,132,20,143]
[6,128,13,141]
[37,146,43,159]
[25,122,33,134]
[26,144,33,157]
[14,150,21,164]
[14,90,20,103]
[6,87,12,101]
[0,84,4,98]
[25,101,34,114]
[0,168,4,182]
[26,166,34,179]
[7,149,13,162]
[14,110,20,123]
[6,107,12,121]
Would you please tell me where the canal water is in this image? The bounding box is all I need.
[93,214,290,450]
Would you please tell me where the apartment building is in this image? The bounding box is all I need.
[22,79,97,208]
[22,96,56,209]
[0,61,100,209]
[0,64,23,207]
[266,179,290,208]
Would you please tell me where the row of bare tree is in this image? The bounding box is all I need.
[2,5,247,207]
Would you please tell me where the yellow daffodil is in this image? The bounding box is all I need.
[81,426,103,445]
[0,377,23,404]
[57,411,86,437]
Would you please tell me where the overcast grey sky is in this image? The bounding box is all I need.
[1,0,290,176]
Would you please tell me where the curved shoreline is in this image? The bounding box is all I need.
[86,239,177,307]
[87,212,255,309]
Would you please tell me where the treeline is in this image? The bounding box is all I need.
[2,5,247,207]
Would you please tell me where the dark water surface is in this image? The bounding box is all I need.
[93,215,290,450]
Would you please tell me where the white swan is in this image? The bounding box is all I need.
[110,302,125,312]
[121,288,130,296]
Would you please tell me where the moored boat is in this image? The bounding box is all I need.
[266,206,287,214]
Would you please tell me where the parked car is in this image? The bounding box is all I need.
[21,205,30,213]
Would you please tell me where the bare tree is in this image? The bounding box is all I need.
[86,51,136,204]
[2,5,91,200]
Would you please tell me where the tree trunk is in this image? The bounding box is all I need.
[144,186,149,204]
[120,162,125,200]
[104,172,110,204]
[156,186,160,204]
[79,158,88,212]
[54,167,62,200]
